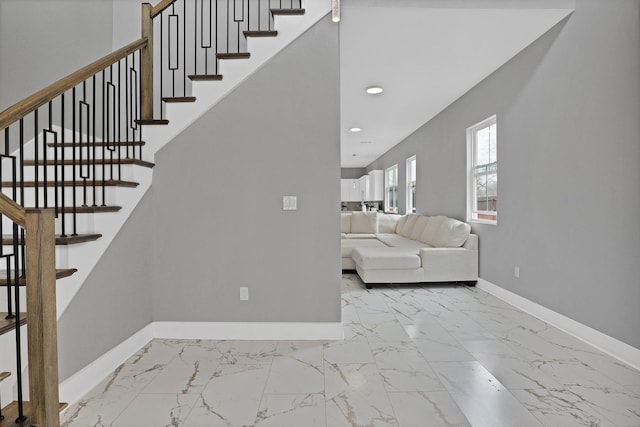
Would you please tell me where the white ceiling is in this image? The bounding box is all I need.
[339,0,574,168]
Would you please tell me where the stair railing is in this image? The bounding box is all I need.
[0,193,57,426]
[140,0,303,121]
[0,38,148,427]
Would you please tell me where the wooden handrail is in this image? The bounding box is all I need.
[150,0,178,18]
[0,38,147,131]
[0,192,26,226]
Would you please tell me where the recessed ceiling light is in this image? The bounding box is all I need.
[352,153,357,156]
[360,141,372,144]
[366,86,383,95]
[349,127,361,132]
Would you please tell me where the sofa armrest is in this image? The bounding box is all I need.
[419,247,478,281]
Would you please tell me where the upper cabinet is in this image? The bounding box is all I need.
[359,175,370,202]
[340,179,361,202]
[368,170,384,201]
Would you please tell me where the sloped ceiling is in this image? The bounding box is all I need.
[340,0,575,167]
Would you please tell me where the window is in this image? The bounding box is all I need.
[467,116,497,224]
[384,164,398,213]
[406,155,416,213]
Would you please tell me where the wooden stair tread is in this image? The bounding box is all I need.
[271,8,305,15]
[1,180,139,188]
[0,401,67,427]
[24,158,154,168]
[2,233,101,246]
[217,52,250,60]
[136,119,169,125]
[162,96,196,103]
[244,30,278,37]
[0,269,77,286]
[48,141,146,148]
[0,372,10,382]
[189,74,223,81]
[58,205,122,213]
[0,313,26,336]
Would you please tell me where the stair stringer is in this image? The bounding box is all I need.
[54,2,330,319]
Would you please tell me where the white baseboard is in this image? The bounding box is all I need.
[58,321,343,408]
[153,321,344,341]
[477,278,640,371]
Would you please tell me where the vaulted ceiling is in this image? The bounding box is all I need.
[339,0,575,167]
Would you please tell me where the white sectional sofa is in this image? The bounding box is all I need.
[341,212,478,288]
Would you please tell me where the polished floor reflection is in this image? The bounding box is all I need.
[61,273,640,426]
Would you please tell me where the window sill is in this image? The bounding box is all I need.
[469,218,497,226]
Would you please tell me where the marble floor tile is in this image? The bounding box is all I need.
[431,361,545,427]
[324,339,374,364]
[142,354,221,395]
[387,391,471,427]
[545,336,640,387]
[183,363,270,427]
[255,393,326,427]
[370,341,444,392]
[111,393,198,427]
[264,341,324,394]
[61,362,165,426]
[60,274,640,427]
[224,340,277,365]
[325,363,399,427]
[414,335,475,362]
[511,388,617,427]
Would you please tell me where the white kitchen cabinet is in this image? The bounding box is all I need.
[341,179,361,202]
[368,170,384,201]
[359,175,370,201]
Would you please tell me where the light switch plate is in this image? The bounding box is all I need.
[283,195,297,210]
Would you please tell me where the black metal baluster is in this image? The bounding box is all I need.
[125,56,130,159]
[92,75,97,207]
[102,70,107,205]
[117,60,122,180]
[136,52,142,160]
[19,119,24,208]
[72,87,78,236]
[160,12,164,118]
[13,224,25,423]
[60,94,65,236]
[183,0,187,97]
[44,102,52,209]
[227,0,230,53]
[34,109,39,207]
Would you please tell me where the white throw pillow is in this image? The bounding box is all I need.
[398,214,419,238]
[350,211,378,234]
[420,215,446,245]
[395,215,408,235]
[378,214,401,233]
[341,213,351,233]
[432,217,471,248]
[409,216,430,241]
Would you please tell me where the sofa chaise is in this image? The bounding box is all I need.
[341,212,478,288]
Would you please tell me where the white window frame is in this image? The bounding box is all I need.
[384,164,398,213]
[466,115,497,225]
[406,155,416,213]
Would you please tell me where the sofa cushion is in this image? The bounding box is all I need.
[376,233,430,249]
[397,214,419,238]
[378,213,401,233]
[432,217,471,248]
[419,215,446,245]
[341,213,352,233]
[345,233,377,239]
[341,238,387,258]
[352,247,421,270]
[409,216,430,241]
[350,211,378,234]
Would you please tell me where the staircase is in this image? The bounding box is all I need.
[0,0,329,425]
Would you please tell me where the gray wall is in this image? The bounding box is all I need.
[0,0,114,111]
[341,168,367,179]
[150,16,341,322]
[368,0,640,348]
[57,193,153,381]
